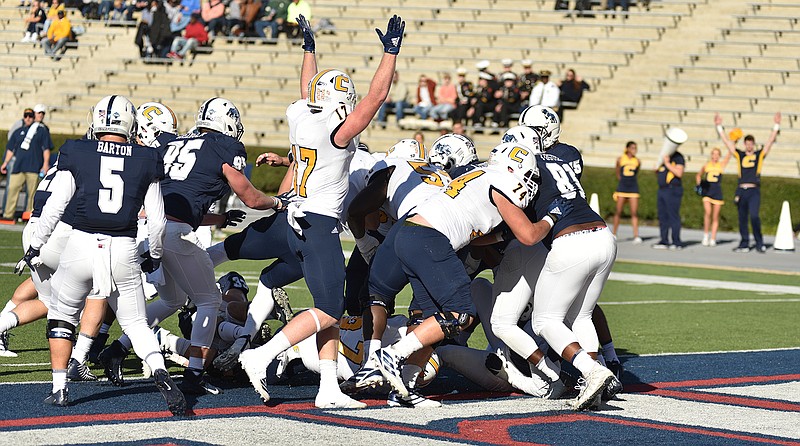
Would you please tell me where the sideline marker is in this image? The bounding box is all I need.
[589,193,600,214]
[774,200,795,251]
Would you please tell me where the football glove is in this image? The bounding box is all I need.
[274,191,295,211]
[296,14,315,53]
[695,185,703,196]
[140,252,161,274]
[355,234,380,263]
[376,14,405,55]
[221,209,246,228]
[545,197,574,225]
[14,246,42,275]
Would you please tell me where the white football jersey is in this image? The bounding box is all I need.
[417,165,530,250]
[287,100,357,219]
[368,158,451,221]
[341,149,378,226]
[338,315,406,373]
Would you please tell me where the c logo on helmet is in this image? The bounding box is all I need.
[509,146,530,163]
[142,106,163,120]
[333,75,350,92]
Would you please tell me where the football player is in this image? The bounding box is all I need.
[239,14,405,409]
[373,142,569,399]
[101,97,284,395]
[427,133,479,178]
[20,95,186,415]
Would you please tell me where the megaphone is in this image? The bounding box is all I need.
[658,127,688,164]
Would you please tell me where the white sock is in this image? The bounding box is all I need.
[364,339,381,359]
[390,332,424,359]
[318,359,339,393]
[1,300,16,315]
[143,350,166,372]
[252,331,291,369]
[601,341,619,363]
[572,350,597,376]
[243,282,276,339]
[401,364,422,388]
[206,242,230,267]
[52,369,67,392]
[71,333,94,363]
[0,311,19,333]
[535,356,561,382]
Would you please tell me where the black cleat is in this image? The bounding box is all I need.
[44,388,69,407]
[98,340,128,386]
[271,287,294,324]
[87,332,109,365]
[181,369,223,395]
[154,369,187,416]
[602,360,624,401]
[67,358,98,382]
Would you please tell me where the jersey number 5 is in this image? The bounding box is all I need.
[98,156,125,214]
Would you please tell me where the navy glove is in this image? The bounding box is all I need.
[140,252,161,274]
[296,14,315,53]
[221,209,247,228]
[545,197,574,225]
[274,190,296,211]
[695,185,703,196]
[14,246,41,275]
[376,14,405,55]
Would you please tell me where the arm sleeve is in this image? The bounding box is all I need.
[144,180,166,259]
[30,171,76,249]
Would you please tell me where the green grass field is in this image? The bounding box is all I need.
[0,229,797,382]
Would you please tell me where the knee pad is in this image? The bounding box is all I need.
[407,309,424,326]
[47,319,76,342]
[435,312,471,340]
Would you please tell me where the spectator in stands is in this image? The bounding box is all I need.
[467,72,496,128]
[475,59,498,89]
[414,74,437,121]
[254,0,289,41]
[225,0,244,36]
[696,147,731,247]
[517,59,538,109]
[612,141,641,243]
[429,73,457,122]
[201,0,226,38]
[529,70,561,112]
[284,0,309,40]
[239,0,262,36]
[42,9,72,61]
[1,108,51,222]
[452,121,466,136]
[413,131,425,147]
[715,112,781,253]
[143,0,172,57]
[606,0,629,19]
[377,70,409,129]
[98,0,114,20]
[653,146,685,250]
[500,58,516,79]
[168,0,201,32]
[125,0,149,21]
[22,0,45,42]
[42,0,65,36]
[168,12,208,59]
[450,67,475,124]
[557,68,590,121]
[492,72,521,128]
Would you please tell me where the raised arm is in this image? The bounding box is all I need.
[222,163,281,210]
[762,111,781,158]
[714,113,737,155]
[333,15,405,147]
[297,14,317,99]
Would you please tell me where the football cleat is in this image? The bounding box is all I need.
[603,360,624,401]
[0,331,17,358]
[375,347,408,398]
[340,358,385,394]
[251,322,272,347]
[87,332,109,364]
[571,364,616,411]
[98,340,128,386]
[181,369,223,395]
[239,350,270,403]
[44,388,69,407]
[67,358,98,382]
[315,391,367,409]
[154,369,187,416]
[387,389,441,408]
[213,335,250,372]
[271,287,293,324]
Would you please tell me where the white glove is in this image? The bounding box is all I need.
[355,234,380,263]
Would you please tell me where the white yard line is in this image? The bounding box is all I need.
[609,272,800,295]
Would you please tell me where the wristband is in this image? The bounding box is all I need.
[715,125,724,135]
[542,215,555,228]
[272,196,280,209]
[773,123,780,132]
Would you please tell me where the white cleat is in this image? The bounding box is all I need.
[375,347,408,397]
[315,391,367,409]
[387,389,442,408]
[571,364,615,411]
[239,350,270,403]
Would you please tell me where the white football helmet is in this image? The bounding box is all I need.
[488,142,539,200]
[307,69,358,113]
[428,133,477,171]
[136,102,178,147]
[502,125,544,154]
[416,351,441,389]
[196,97,244,140]
[91,95,137,139]
[518,105,561,150]
[385,138,426,161]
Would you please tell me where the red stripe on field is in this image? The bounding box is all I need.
[648,389,800,412]
[625,374,800,394]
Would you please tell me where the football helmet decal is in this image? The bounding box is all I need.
[91,95,137,140]
[518,105,561,150]
[428,133,477,171]
[488,142,540,200]
[136,101,178,147]
[502,125,544,154]
[196,97,244,140]
[386,138,426,161]
[307,69,358,113]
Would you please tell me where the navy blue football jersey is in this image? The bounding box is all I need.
[31,167,77,225]
[526,143,603,249]
[56,139,164,237]
[448,160,482,179]
[217,271,249,297]
[159,132,247,230]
